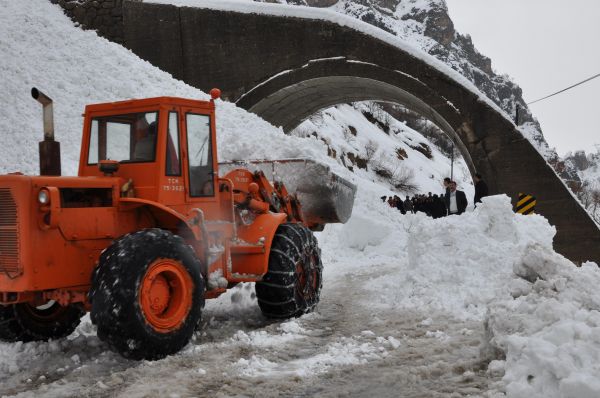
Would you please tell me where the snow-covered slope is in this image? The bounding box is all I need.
[1,1,600,397]
[0,0,330,177]
[292,102,473,197]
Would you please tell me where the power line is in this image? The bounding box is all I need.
[527,72,600,105]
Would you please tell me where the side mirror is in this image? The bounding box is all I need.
[99,160,119,176]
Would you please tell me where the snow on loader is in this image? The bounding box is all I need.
[0,88,356,359]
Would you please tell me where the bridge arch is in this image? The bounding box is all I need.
[236,58,477,180]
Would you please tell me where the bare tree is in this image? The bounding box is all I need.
[577,181,600,223]
[391,164,418,194]
[371,153,418,194]
[364,140,379,163]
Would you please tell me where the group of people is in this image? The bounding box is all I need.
[382,174,489,218]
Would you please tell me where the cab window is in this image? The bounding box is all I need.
[186,113,214,196]
[166,112,181,176]
[88,112,158,164]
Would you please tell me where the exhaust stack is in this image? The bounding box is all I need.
[32,87,61,176]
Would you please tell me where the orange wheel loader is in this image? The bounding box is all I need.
[0,88,356,360]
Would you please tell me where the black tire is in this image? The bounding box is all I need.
[89,228,205,360]
[0,302,83,342]
[256,223,323,318]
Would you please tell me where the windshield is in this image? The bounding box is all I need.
[88,112,158,164]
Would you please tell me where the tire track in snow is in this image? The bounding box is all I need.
[0,262,501,397]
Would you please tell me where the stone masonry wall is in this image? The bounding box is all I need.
[50,0,138,44]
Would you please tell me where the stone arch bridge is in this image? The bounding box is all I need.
[65,0,600,263]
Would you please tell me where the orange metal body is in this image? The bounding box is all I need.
[0,96,304,307]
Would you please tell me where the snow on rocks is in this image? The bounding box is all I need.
[293,102,474,197]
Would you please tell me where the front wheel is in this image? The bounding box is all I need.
[90,229,205,360]
[256,223,323,318]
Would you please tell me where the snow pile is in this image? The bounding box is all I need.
[485,247,600,397]
[323,193,600,395]
[403,196,554,319]
[324,195,552,319]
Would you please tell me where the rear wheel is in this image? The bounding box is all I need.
[256,223,323,318]
[0,301,83,342]
[90,229,204,360]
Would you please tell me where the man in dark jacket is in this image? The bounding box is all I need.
[444,181,468,215]
[404,196,414,214]
[394,195,406,214]
[474,173,489,205]
[431,194,447,218]
[443,177,451,195]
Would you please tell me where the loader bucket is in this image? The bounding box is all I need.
[219,159,356,225]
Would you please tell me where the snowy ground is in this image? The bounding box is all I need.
[2,1,600,397]
[0,270,496,398]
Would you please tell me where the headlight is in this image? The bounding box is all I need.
[38,189,50,205]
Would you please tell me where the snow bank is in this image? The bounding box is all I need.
[485,246,600,397]
[322,194,551,320]
[323,192,600,396]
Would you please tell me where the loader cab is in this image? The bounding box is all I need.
[78,97,219,210]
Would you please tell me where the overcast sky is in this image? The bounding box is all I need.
[445,0,600,157]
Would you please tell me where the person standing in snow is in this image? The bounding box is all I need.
[443,177,451,194]
[473,173,489,206]
[413,196,422,214]
[404,196,413,214]
[431,194,447,218]
[424,193,433,217]
[393,195,406,214]
[444,181,468,215]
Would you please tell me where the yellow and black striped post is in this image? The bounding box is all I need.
[516,193,536,215]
